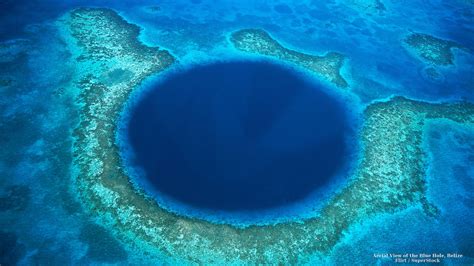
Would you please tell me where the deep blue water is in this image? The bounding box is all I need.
[127,62,351,211]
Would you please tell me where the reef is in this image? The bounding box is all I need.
[404,33,462,66]
[64,8,474,264]
[230,29,348,88]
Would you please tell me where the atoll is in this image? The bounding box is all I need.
[231,29,349,88]
[404,33,462,66]
[64,8,474,264]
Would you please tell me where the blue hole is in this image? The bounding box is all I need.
[126,61,353,212]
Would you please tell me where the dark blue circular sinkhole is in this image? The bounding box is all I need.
[126,61,352,212]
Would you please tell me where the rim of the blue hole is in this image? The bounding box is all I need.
[115,57,364,228]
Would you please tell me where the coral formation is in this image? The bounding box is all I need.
[231,29,348,88]
[404,33,462,66]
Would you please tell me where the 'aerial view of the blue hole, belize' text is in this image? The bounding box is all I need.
[0,0,473,265]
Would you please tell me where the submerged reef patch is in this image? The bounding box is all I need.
[404,33,462,66]
[231,29,348,88]
[65,8,474,264]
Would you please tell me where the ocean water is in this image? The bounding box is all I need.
[0,0,473,265]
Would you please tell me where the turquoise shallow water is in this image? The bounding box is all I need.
[0,0,473,264]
